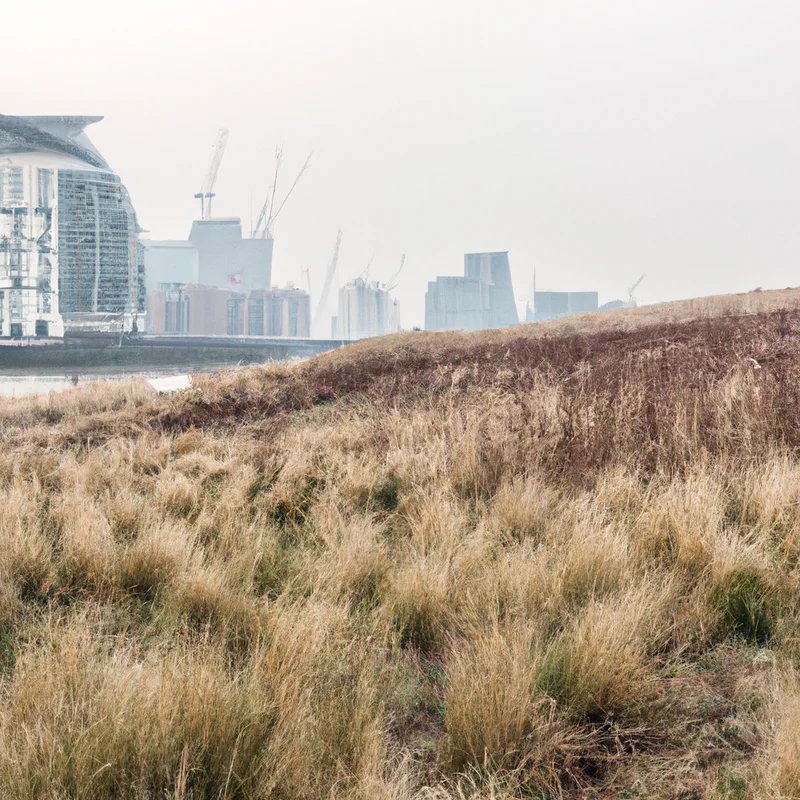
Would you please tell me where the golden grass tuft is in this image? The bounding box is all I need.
[444,621,582,792]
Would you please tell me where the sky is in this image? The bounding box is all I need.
[5,0,800,328]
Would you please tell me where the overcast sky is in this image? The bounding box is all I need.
[6,0,800,327]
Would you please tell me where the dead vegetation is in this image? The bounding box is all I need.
[2,289,800,797]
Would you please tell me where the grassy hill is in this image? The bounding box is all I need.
[3,288,800,798]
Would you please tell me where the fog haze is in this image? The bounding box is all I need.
[5,0,800,327]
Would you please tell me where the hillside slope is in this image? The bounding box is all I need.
[2,289,800,798]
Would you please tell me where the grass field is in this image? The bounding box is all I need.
[3,287,800,798]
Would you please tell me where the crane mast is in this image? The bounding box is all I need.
[252,149,312,239]
[384,253,406,291]
[628,273,646,305]
[195,128,229,220]
[313,230,342,336]
[252,146,282,238]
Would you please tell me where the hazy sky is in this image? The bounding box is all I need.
[6,0,800,327]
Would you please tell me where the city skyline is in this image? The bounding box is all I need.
[6,1,800,327]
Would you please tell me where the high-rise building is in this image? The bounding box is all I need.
[338,278,400,340]
[425,252,519,332]
[0,115,144,337]
[247,285,310,337]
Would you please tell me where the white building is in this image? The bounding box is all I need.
[338,278,400,340]
[0,115,143,337]
[141,240,199,292]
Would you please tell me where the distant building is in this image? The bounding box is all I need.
[147,283,230,335]
[142,220,274,334]
[425,251,518,332]
[0,114,143,337]
[227,292,247,336]
[247,285,310,337]
[527,291,599,323]
[425,276,492,331]
[338,278,400,340]
[141,240,199,291]
[188,219,273,292]
[148,282,311,338]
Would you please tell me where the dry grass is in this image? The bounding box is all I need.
[3,289,800,797]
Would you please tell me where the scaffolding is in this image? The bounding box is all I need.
[0,163,62,337]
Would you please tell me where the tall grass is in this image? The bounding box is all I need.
[2,294,800,796]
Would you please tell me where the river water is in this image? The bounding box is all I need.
[0,374,192,398]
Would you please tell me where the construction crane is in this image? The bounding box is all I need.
[312,230,342,336]
[252,146,282,238]
[252,149,313,239]
[384,253,406,291]
[627,273,646,306]
[194,128,229,220]
[360,253,375,283]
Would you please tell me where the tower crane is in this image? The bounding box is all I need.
[252,149,313,239]
[194,128,229,220]
[384,253,406,291]
[312,230,342,336]
[360,253,375,283]
[627,273,646,306]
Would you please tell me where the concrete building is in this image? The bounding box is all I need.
[527,291,599,323]
[425,276,492,331]
[0,114,144,337]
[247,285,310,337]
[188,219,273,291]
[425,251,519,332]
[141,240,199,291]
[142,221,273,334]
[338,278,400,340]
[464,252,518,328]
[142,222,273,292]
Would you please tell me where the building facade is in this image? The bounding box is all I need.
[338,278,400,340]
[141,240,199,292]
[247,286,310,337]
[147,283,231,335]
[0,115,144,337]
[148,282,311,338]
[425,251,519,332]
[527,291,599,322]
[188,218,273,292]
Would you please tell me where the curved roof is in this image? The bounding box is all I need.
[0,114,109,169]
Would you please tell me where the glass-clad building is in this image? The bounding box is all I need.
[0,114,144,337]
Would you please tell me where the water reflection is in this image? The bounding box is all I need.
[0,374,192,398]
